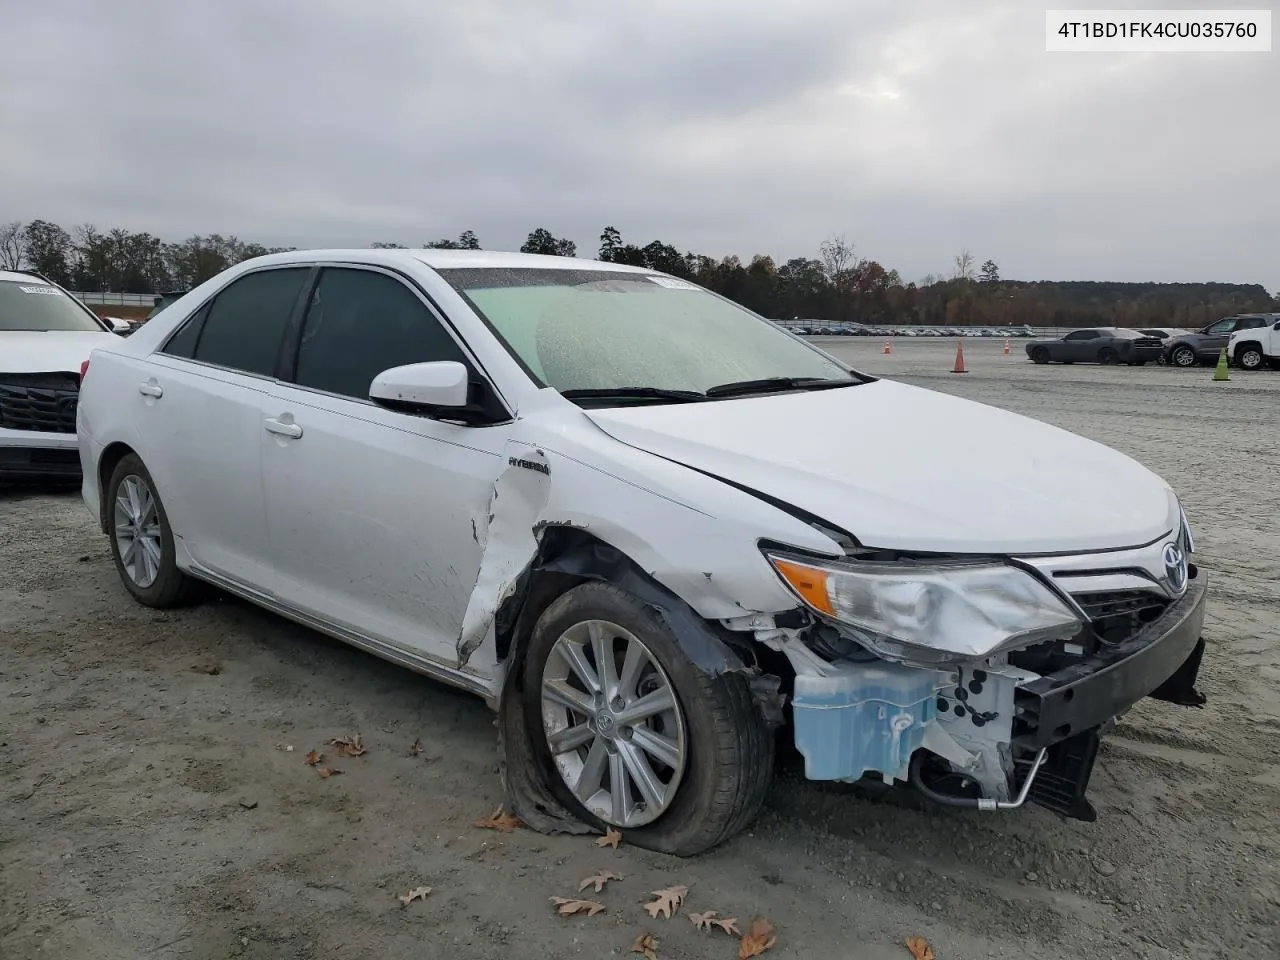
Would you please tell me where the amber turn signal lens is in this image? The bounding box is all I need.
[770,558,835,616]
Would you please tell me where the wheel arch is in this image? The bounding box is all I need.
[1233,338,1263,360]
[96,441,138,532]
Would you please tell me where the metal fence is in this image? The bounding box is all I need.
[72,291,156,307]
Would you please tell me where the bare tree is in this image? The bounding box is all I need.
[953,249,975,281]
[819,234,856,282]
[0,220,25,270]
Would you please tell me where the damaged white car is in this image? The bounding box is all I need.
[76,249,1208,855]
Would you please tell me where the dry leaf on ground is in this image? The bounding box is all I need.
[905,935,935,960]
[409,737,423,757]
[550,897,605,917]
[738,918,777,959]
[316,766,343,778]
[304,750,323,766]
[631,932,659,959]
[643,885,688,920]
[579,870,622,893]
[472,806,521,833]
[329,735,366,757]
[398,886,431,907]
[596,828,622,849]
[690,910,740,936]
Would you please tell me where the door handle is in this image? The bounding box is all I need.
[138,381,163,398]
[264,417,303,439]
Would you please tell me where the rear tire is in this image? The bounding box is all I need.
[523,581,773,857]
[1097,347,1116,365]
[1169,344,1197,367]
[105,454,197,607]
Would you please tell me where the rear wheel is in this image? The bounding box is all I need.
[1030,347,1050,364]
[1170,344,1197,367]
[105,454,197,607]
[1097,347,1116,365]
[523,581,773,856]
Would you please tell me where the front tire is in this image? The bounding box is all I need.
[1030,347,1050,364]
[1237,346,1264,370]
[105,454,196,607]
[1097,347,1116,365]
[523,581,773,856]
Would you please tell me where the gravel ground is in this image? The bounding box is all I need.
[2,338,1278,960]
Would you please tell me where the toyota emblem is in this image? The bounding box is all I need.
[1162,541,1188,595]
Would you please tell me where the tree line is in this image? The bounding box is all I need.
[2,218,1274,329]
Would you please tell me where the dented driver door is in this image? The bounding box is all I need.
[258,265,510,670]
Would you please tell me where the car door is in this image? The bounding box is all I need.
[142,265,312,588]
[1199,317,1238,356]
[1061,330,1096,360]
[259,264,512,667]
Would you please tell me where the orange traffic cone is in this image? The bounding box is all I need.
[1002,338,1010,355]
[952,339,967,374]
[882,338,892,355]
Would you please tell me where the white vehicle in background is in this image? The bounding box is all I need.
[0,269,127,482]
[1227,315,1280,370]
[76,249,1209,855]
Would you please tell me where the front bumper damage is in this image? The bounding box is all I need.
[783,567,1208,821]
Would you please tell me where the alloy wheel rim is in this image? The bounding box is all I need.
[113,474,162,588]
[540,619,687,828]
[1242,351,1260,369]
[1174,348,1195,366]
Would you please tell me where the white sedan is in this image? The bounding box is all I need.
[76,248,1209,854]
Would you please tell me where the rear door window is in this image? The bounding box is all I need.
[189,268,310,377]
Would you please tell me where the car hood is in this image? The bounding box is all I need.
[584,380,1177,554]
[0,330,112,374]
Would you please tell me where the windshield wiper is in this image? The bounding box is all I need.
[559,386,709,404]
[704,376,861,399]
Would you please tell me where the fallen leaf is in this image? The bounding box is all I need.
[578,870,622,893]
[472,806,521,833]
[398,886,431,907]
[690,910,740,936]
[409,737,423,757]
[631,932,659,960]
[596,828,622,849]
[330,735,366,757]
[304,750,323,766]
[738,918,777,959]
[643,885,688,920]
[905,936,935,960]
[316,767,343,779]
[550,896,605,917]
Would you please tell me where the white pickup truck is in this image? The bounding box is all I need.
[1228,314,1280,370]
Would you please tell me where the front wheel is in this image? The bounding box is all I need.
[105,453,197,607]
[1030,347,1049,364]
[1237,346,1264,370]
[1097,347,1116,365]
[523,581,773,856]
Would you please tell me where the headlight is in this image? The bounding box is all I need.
[766,553,1083,664]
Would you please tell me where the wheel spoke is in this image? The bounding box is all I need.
[608,750,629,823]
[558,641,601,695]
[617,741,665,811]
[121,536,139,569]
[547,722,596,756]
[615,687,675,726]
[630,726,681,771]
[140,537,162,583]
[589,622,618,699]
[574,738,609,804]
[617,638,645,699]
[542,678,594,716]
[126,480,143,521]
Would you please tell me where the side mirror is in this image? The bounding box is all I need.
[106,317,133,335]
[369,361,470,413]
[1273,320,1280,330]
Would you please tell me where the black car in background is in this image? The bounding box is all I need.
[1164,315,1276,367]
[1025,328,1165,365]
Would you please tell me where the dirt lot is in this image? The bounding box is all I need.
[3,339,1278,960]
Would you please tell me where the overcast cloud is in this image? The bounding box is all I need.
[1,0,1276,288]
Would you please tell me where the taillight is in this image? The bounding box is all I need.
[80,359,90,380]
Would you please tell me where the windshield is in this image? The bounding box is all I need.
[0,279,105,332]
[436,268,861,398]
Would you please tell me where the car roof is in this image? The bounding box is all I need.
[241,248,657,274]
[0,270,51,284]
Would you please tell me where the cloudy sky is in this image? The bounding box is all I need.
[2,0,1276,289]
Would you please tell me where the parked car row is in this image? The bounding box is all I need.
[6,248,1211,855]
[1025,315,1280,369]
[785,322,1038,338]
